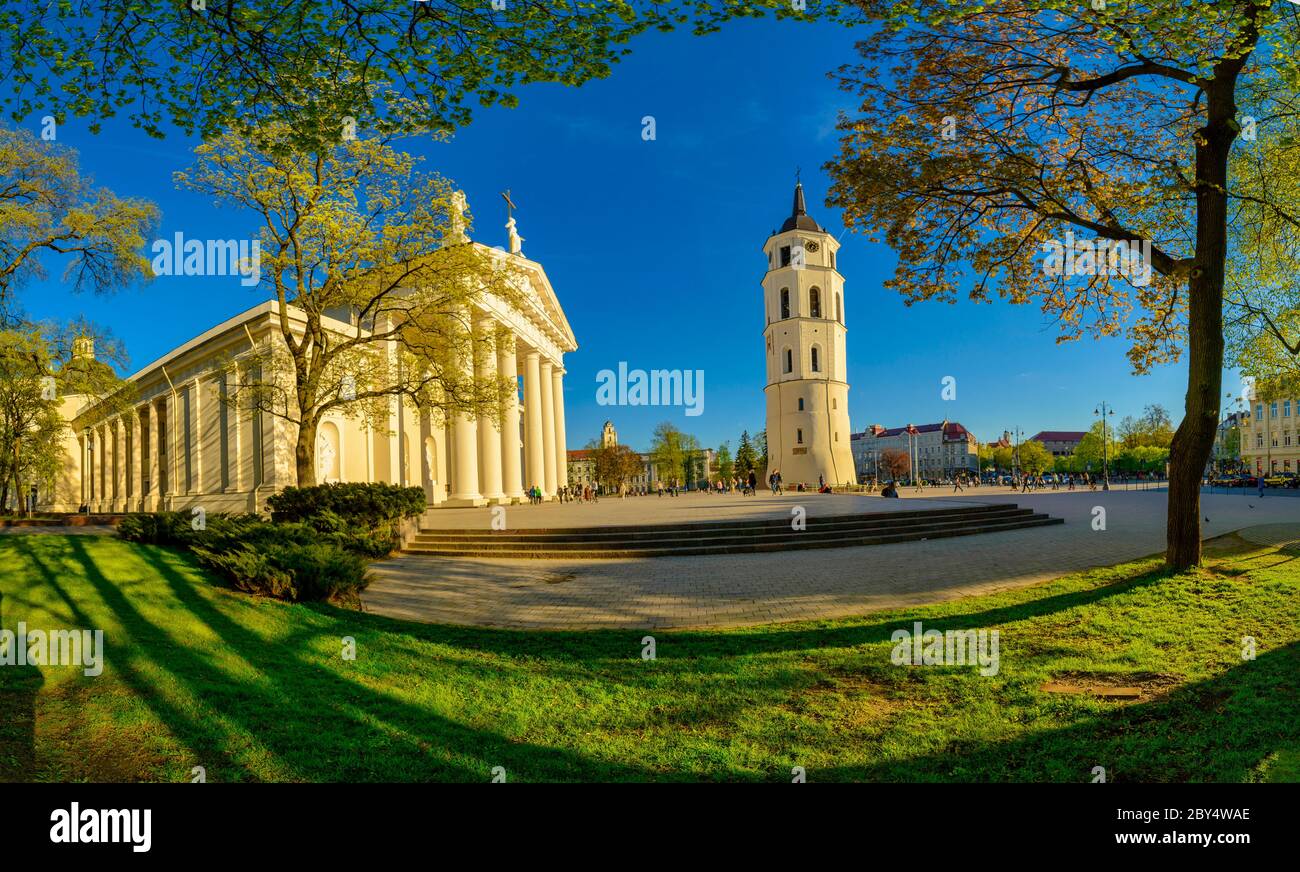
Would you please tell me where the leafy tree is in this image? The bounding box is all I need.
[1119,404,1175,449]
[174,125,520,485]
[755,429,768,474]
[992,446,1015,473]
[0,2,857,148]
[826,0,1300,568]
[0,321,127,513]
[734,430,758,478]
[588,440,642,493]
[0,125,156,322]
[1017,440,1054,475]
[977,443,996,472]
[650,421,686,486]
[879,447,910,481]
[1074,422,1120,474]
[714,441,733,482]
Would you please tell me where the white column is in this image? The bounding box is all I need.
[476,319,505,503]
[127,411,140,508]
[146,403,160,509]
[523,350,545,495]
[189,381,203,494]
[114,417,126,509]
[498,334,524,502]
[539,360,557,497]
[552,366,568,490]
[448,343,485,506]
[98,423,108,511]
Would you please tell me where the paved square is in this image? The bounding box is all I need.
[362,487,1300,630]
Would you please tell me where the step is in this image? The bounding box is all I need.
[402,515,1065,559]
[413,503,1017,539]
[408,511,1039,551]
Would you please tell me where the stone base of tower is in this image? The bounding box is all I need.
[764,381,856,488]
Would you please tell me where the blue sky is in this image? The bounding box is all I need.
[18,17,1236,452]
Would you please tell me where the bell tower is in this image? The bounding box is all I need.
[762,181,855,486]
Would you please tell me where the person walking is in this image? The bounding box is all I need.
[747,470,757,495]
[953,475,964,493]
[1258,475,1266,499]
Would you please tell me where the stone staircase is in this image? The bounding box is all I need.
[403,503,1063,559]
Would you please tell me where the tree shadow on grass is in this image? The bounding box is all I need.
[7,536,252,781]
[341,557,1177,672]
[0,591,44,782]
[82,538,661,782]
[809,642,1300,783]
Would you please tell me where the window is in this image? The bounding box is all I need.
[1257,403,1265,418]
[780,246,791,267]
[783,349,793,374]
[810,287,821,318]
[811,347,820,372]
[832,398,837,409]
[780,288,790,319]
[797,429,804,444]
[1286,400,1293,417]
[1271,402,1279,417]
[836,293,842,323]
[798,398,804,411]
[830,251,835,269]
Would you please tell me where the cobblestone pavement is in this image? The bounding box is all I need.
[362,490,1300,630]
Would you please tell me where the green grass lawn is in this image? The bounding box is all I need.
[1,533,1297,782]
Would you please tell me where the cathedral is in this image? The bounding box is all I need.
[762,182,856,487]
[42,205,577,516]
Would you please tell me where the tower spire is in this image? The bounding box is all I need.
[792,179,807,218]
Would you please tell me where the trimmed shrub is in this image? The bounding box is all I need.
[266,483,425,529]
[118,511,370,603]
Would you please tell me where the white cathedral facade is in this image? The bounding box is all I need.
[762,183,856,487]
[42,206,577,516]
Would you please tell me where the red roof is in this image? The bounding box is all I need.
[1030,431,1086,443]
[567,449,593,460]
[855,422,973,442]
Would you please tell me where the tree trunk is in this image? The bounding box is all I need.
[1167,82,1235,572]
[294,416,318,487]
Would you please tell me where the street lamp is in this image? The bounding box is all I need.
[1010,426,1023,483]
[1094,402,1115,490]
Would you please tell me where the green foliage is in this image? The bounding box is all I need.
[6,533,1299,782]
[118,510,371,603]
[267,483,425,529]
[1016,440,1054,475]
[0,2,859,148]
[734,431,758,476]
[714,441,733,482]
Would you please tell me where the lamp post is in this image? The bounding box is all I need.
[906,424,919,485]
[1011,426,1023,484]
[1094,402,1115,490]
